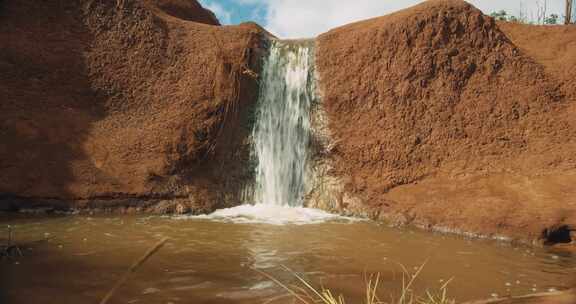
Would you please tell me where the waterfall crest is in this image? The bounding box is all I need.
[252,40,316,207]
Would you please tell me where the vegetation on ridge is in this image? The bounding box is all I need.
[490,10,559,25]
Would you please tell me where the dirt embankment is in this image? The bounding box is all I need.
[317,0,576,243]
[0,0,267,213]
[2,0,575,244]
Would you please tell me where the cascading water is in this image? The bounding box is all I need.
[252,40,316,207]
[192,40,348,224]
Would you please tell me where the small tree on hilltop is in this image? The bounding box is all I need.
[545,13,559,24]
[508,15,520,23]
[490,10,560,25]
[490,10,509,21]
[566,0,574,24]
[490,10,524,23]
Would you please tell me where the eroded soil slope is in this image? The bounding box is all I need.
[0,0,266,212]
[317,0,576,242]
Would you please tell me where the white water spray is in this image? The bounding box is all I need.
[252,40,316,207]
[185,40,354,224]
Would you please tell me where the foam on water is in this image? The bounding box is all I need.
[182,41,331,225]
[183,204,353,225]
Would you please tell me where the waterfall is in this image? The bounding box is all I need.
[252,40,316,207]
[187,40,350,224]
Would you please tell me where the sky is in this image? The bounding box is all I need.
[198,0,569,38]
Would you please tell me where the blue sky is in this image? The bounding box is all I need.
[199,0,568,38]
[198,0,267,25]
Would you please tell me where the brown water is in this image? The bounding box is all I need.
[0,213,574,304]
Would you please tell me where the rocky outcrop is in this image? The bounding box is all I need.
[315,0,576,242]
[0,0,267,213]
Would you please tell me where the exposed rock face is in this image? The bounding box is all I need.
[315,0,576,242]
[0,0,266,212]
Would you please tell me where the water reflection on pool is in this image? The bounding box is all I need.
[0,212,574,304]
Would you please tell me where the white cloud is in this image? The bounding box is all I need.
[262,0,421,38]
[239,0,566,38]
[199,0,233,24]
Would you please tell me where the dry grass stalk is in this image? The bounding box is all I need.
[255,263,455,304]
[1,225,23,259]
[99,238,168,304]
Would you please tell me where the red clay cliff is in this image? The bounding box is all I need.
[316,0,576,243]
[0,0,266,213]
[1,0,575,243]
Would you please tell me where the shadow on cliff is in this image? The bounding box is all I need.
[0,1,106,210]
[0,0,266,212]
